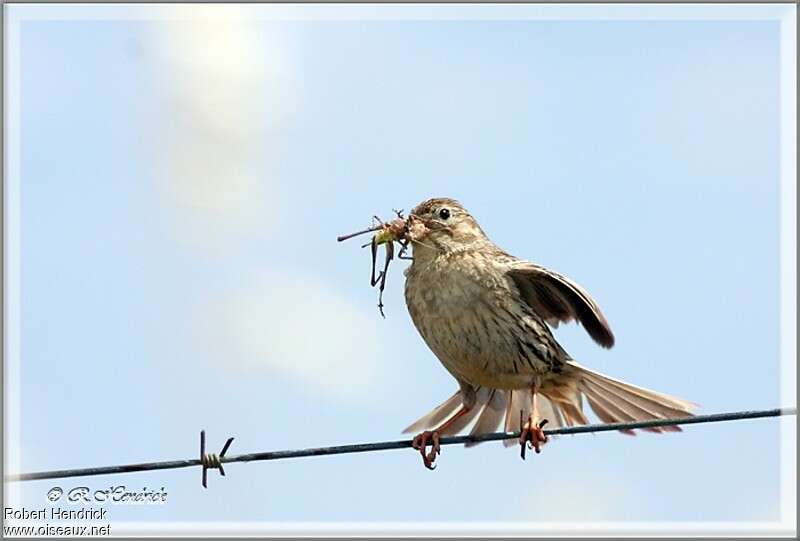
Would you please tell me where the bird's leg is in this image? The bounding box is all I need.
[519,417,548,460]
[412,406,470,470]
[411,430,440,470]
[519,390,549,460]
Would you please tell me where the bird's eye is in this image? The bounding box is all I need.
[438,208,450,220]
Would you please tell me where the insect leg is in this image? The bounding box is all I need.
[370,236,383,287]
[397,239,413,260]
[376,241,394,318]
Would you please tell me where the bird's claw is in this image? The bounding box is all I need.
[519,417,548,460]
[412,430,441,470]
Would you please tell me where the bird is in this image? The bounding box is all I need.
[399,197,696,469]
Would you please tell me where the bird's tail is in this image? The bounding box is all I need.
[562,361,697,436]
[402,362,697,448]
[401,387,507,446]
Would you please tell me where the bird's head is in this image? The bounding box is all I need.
[407,198,489,257]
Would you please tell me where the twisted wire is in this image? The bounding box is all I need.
[5,407,795,485]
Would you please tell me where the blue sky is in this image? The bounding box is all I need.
[6,4,794,534]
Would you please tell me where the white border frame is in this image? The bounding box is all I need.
[3,3,796,537]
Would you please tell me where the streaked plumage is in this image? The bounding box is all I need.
[401,198,695,456]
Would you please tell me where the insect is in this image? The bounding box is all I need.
[337,210,417,317]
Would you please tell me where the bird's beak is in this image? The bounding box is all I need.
[406,215,430,242]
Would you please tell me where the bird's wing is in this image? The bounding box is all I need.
[506,262,615,348]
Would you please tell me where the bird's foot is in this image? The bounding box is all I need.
[519,417,548,460]
[412,430,441,470]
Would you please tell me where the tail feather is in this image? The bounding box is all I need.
[465,389,507,447]
[402,390,461,434]
[534,394,565,430]
[580,368,696,418]
[402,362,696,445]
[583,393,637,435]
[502,389,533,446]
[581,379,658,433]
[557,400,590,427]
[572,361,696,432]
[540,379,589,428]
[440,387,490,436]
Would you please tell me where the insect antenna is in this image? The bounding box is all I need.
[336,224,383,243]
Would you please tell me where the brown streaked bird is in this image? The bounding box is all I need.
[400,197,696,469]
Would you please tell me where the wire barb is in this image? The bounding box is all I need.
[4,407,795,485]
[200,430,234,489]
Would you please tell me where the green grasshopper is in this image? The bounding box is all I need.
[337,210,413,318]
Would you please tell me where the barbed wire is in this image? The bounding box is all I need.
[5,407,795,487]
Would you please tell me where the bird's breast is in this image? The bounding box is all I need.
[404,253,555,389]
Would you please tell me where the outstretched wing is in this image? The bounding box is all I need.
[506,262,615,348]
